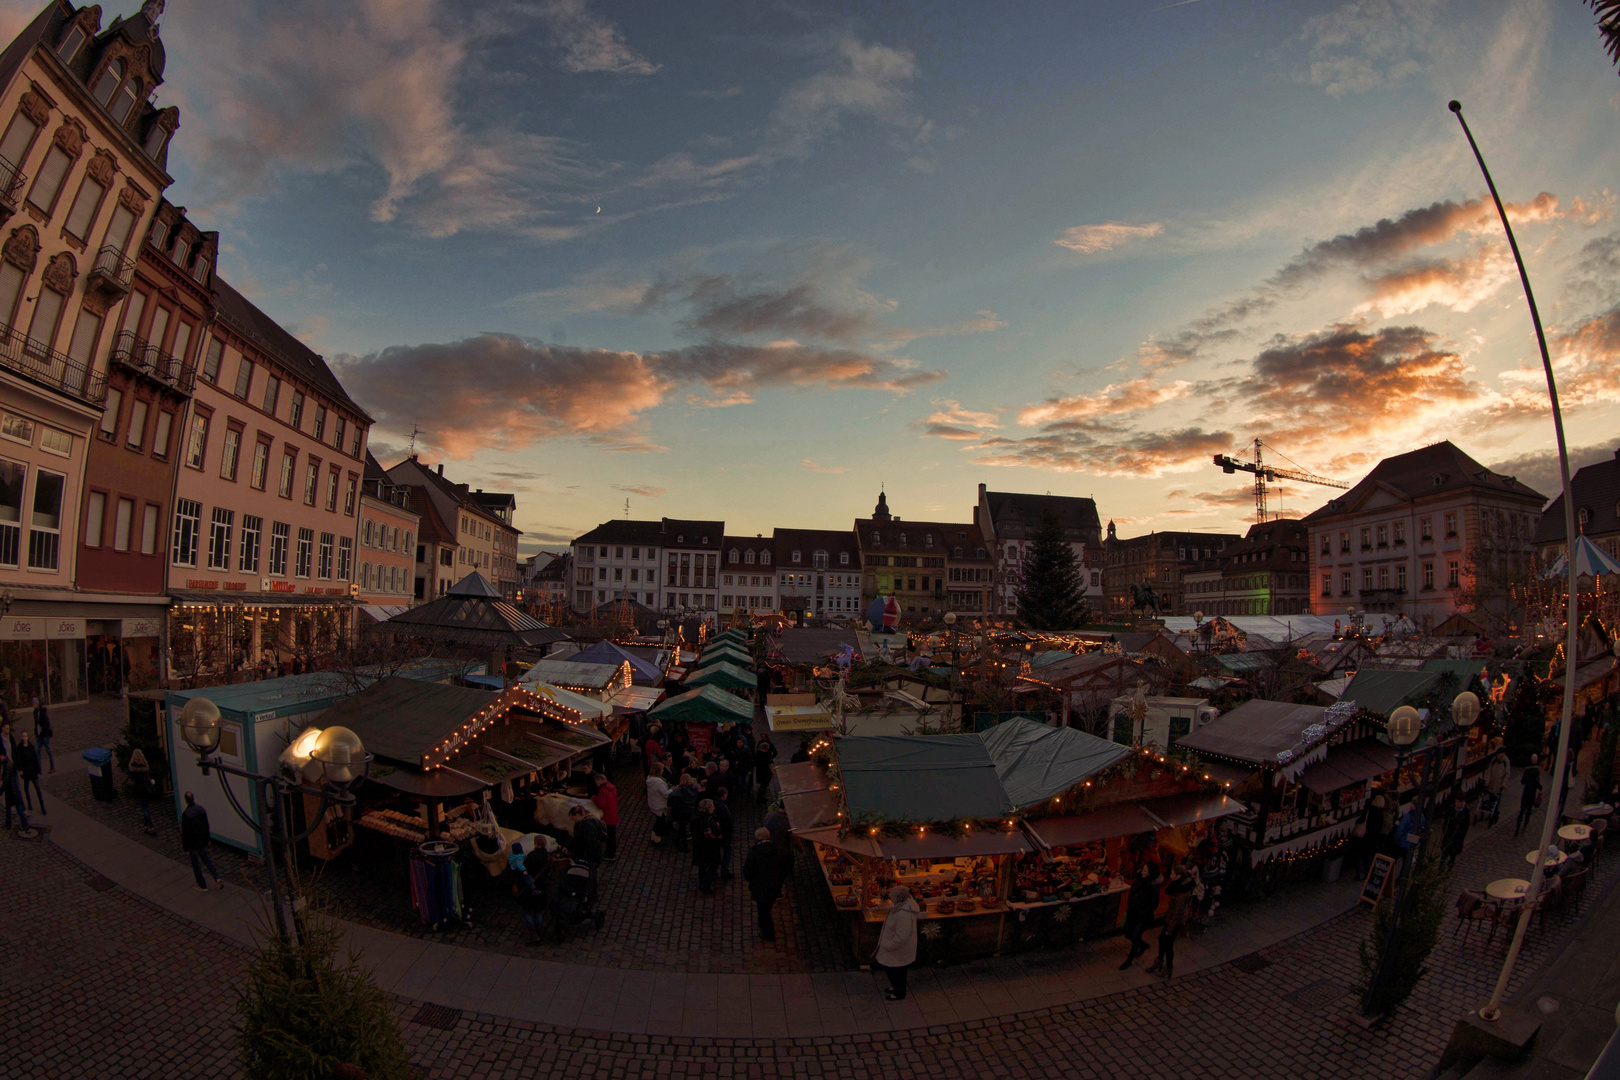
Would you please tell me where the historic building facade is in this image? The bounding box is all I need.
[1180,520,1313,617]
[1102,526,1241,617]
[975,485,1104,616]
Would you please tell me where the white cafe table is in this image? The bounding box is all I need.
[1526,849,1568,868]
[1486,878,1530,901]
[1581,803,1612,818]
[1558,824,1592,843]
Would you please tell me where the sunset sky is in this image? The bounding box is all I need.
[14,1,1618,550]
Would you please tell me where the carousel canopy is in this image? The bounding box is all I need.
[684,660,756,693]
[1542,533,1620,581]
[368,571,569,648]
[647,684,757,726]
[570,639,664,684]
[836,734,1015,823]
[979,717,1130,810]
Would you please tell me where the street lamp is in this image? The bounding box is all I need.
[179,697,373,944]
[1361,691,1480,1017]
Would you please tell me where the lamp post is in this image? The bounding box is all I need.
[1360,691,1481,1018]
[178,696,372,944]
[1450,100,1582,1025]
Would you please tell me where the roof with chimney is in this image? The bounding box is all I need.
[1533,447,1620,545]
[1303,442,1546,522]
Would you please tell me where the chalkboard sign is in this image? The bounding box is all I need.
[1361,854,1396,906]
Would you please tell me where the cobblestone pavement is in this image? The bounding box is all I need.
[41,697,851,973]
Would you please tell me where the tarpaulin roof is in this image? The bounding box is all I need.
[772,627,861,665]
[368,571,569,648]
[337,677,495,764]
[1024,803,1162,849]
[572,639,664,685]
[606,685,665,712]
[1216,652,1275,673]
[694,644,754,670]
[836,734,1015,822]
[1420,658,1488,686]
[978,717,1131,810]
[772,761,829,797]
[521,659,626,690]
[1175,699,1329,767]
[647,684,756,726]
[1298,739,1397,793]
[783,788,841,830]
[709,629,747,646]
[514,675,614,719]
[1341,669,1441,717]
[685,661,756,692]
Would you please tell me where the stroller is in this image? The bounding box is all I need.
[549,861,607,941]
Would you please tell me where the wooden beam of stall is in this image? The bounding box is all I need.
[481,745,542,771]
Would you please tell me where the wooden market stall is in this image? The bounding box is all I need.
[646,684,757,757]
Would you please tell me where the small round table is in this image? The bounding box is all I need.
[1526,849,1568,868]
[1486,878,1530,901]
[1581,803,1613,818]
[1558,824,1592,843]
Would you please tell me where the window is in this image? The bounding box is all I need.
[0,458,20,567]
[172,498,200,567]
[250,440,269,490]
[278,450,295,498]
[83,490,104,547]
[269,522,289,575]
[93,59,125,105]
[220,427,241,481]
[0,113,38,186]
[313,405,326,442]
[337,536,352,580]
[66,307,102,371]
[1423,562,1435,589]
[295,527,313,577]
[140,503,157,554]
[840,552,849,565]
[325,466,339,511]
[233,357,253,399]
[111,79,140,124]
[1341,571,1351,596]
[1319,535,1330,556]
[363,520,374,547]
[27,146,71,213]
[1447,560,1460,588]
[317,532,333,579]
[63,176,105,239]
[126,399,146,448]
[351,426,362,456]
[56,25,85,63]
[1396,564,1407,591]
[403,531,412,552]
[144,124,168,160]
[333,417,345,451]
[1376,524,1388,546]
[1321,573,1331,596]
[729,549,739,564]
[1444,512,1458,538]
[147,217,168,251]
[27,286,65,349]
[1377,566,1389,589]
[1359,527,1372,549]
[239,515,261,572]
[289,391,304,430]
[148,305,169,355]
[343,476,355,515]
[1393,521,1405,545]
[304,460,319,505]
[262,374,280,415]
[207,508,233,570]
[361,562,371,589]
[0,262,24,329]
[100,388,122,437]
[201,339,223,383]
[112,497,133,551]
[185,414,208,468]
[1420,517,1433,541]
[102,204,136,259]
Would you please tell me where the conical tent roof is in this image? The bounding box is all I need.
[369,571,569,648]
[685,660,756,692]
[1542,534,1620,581]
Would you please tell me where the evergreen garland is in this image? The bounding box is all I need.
[1014,509,1088,631]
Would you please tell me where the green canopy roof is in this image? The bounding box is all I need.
[837,734,1015,823]
[979,717,1131,809]
[648,684,756,726]
[694,645,754,670]
[1420,658,1487,687]
[685,661,756,692]
[709,629,747,646]
[1341,669,1442,717]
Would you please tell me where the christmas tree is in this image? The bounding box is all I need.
[1015,509,1088,630]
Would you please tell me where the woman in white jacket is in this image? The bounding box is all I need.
[875,885,921,1001]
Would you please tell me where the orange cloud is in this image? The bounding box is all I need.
[1017,378,1190,426]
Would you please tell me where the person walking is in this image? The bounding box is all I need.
[691,798,723,894]
[742,826,790,941]
[180,792,224,891]
[1483,750,1511,827]
[874,885,921,1001]
[1118,863,1162,970]
[1515,754,1542,837]
[1147,863,1195,979]
[591,773,619,862]
[1441,790,1470,870]
[13,731,42,814]
[2,751,28,832]
[126,748,156,835]
[646,769,671,846]
[712,791,735,881]
[643,723,666,777]
[516,858,550,945]
[667,773,700,853]
[754,734,778,793]
[31,698,52,773]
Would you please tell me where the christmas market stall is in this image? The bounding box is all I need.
[684,660,757,697]
[1175,699,1394,893]
[520,659,632,700]
[1339,667,1494,798]
[792,733,1029,964]
[692,643,755,671]
[987,718,1241,948]
[568,638,667,685]
[646,684,757,757]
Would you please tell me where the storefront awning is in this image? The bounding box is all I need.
[772,761,828,797]
[169,590,355,607]
[783,788,841,830]
[1139,791,1245,829]
[1023,803,1162,850]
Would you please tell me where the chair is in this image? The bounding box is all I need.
[1530,881,1560,931]
[1453,890,1489,945]
[1591,819,1608,869]
[1486,897,1518,944]
[1562,867,1590,913]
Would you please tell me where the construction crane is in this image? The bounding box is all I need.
[1212,438,1349,524]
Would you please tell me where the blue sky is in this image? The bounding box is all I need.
[16,1,1619,549]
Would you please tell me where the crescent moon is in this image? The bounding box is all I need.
[595,206,602,213]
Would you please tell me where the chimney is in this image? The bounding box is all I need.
[437,464,444,476]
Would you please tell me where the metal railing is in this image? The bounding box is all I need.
[0,152,25,208]
[88,245,136,293]
[107,329,197,393]
[0,319,107,405]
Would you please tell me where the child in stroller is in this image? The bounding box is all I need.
[549,860,607,941]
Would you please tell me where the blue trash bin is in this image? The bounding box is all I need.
[82,747,116,801]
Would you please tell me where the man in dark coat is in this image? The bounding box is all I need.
[181,792,224,891]
[667,773,700,853]
[691,799,723,894]
[1117,863,1162,970]
[742,827,790,941]
[568,806,608,869]
[1441,791,1471,869]
[1,752,27,831]
[711,792,735,880]
[12,731,41,812]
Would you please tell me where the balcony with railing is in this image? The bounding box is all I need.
[0,152,24,221]
[87,245,136,298]
[0,319,107,406]
[107,329,197,394]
